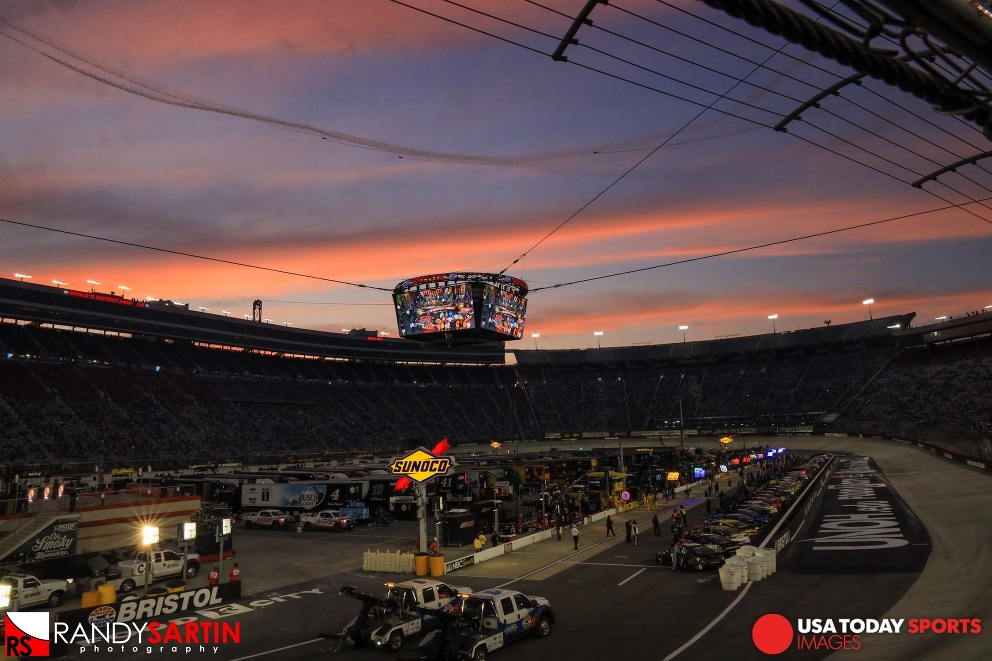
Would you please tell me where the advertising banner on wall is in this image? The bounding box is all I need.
[10,518,77,563]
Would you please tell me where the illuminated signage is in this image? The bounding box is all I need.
[390,447,457,484]
[620,491,631,502]
[666,471,680,481]
[65,289,150,308]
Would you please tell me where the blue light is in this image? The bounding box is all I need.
[155,366,161,372]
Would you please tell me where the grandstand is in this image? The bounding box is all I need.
[1,277,990,468]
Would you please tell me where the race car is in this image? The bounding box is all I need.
[656,543,725,571]
[413,588,554,661]
[695,523,750,544]
[339,579,472,651]
[708,518,759,536]
[680,531,740,556]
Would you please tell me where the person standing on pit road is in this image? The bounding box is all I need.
[631,520,639,547]
[625,518,633,543]
[706,498,712,515]
[606,514,616,537]
[474,534,485,552]
[652,513,661,536]
[672,545,683,571]
[679,505,687,527]
[208,566,220,586]
[229,563,240,582]
[572,524,580,550]
[556,521,562,541]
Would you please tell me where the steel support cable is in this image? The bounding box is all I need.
[614,2,992,174]
[695,0,992,138]
[443,0,788,118]
[615,2,827,91]
[580,13,992,198]
[0,217,394,292]
[525,0,812,107]
[528,195,992,292]
[498,3,849,275]
[814,5,992,175]
[651,0,992,147]
[786,124,992,219]
[576,42,789,117]
[384,0,549,57]
[573,53,992,222]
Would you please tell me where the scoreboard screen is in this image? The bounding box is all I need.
[393,273,528,344]
[395,283,475,337]
[481,285,527,339]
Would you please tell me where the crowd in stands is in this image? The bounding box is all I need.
[0,321,990,464]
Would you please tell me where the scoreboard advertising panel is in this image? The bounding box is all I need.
[394,283,475,337]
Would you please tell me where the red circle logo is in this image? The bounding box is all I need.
[752,614,793,655]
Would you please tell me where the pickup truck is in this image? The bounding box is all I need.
[339,578,472,652]
[414,588,554,661]
[300,510,355,532]
[0,572,72,610]
[101,548,200,593]
[243,509,293,529]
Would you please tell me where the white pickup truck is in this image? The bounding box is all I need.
[0,572,72,610]
[102,548,200,593]
[243,509,293,529]
[300,510,355,532]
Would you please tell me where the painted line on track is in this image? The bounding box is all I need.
[229,638,322,660]
[618,568,647,586]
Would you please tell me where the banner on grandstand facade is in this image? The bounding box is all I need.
[8,518,77,563]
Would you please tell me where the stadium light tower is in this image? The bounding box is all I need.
[243,314,251,320]
[678,325,689,343]
[768,314,778,333]
[264,318,272,324]
[14,273,31,282]
[532,332,540,350]
[119,285,131,292]
[198,307,209,312]
[87,279,101,291]
[594,331,604,349]
[222,310,230,316]
[146,296,159,302]
[863,298,874,320]
[52,280,67,287]
[283,321,292,327]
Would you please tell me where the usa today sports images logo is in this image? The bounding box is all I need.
[389,447,456,483]
[752,614,984,654]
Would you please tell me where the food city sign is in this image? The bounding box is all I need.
[389,448,456,484]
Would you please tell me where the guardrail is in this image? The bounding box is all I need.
[761,455,837,554]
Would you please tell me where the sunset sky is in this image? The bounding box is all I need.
[1,0,990,349]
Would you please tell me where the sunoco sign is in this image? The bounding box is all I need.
[389,448,456,483]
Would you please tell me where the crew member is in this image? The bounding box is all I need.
[228,563,240,582]
[208,566,220,586]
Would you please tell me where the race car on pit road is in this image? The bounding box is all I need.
[680,531,740,556]
[409,588,554,661]
[657,542,726,571]
[338,579,472,652]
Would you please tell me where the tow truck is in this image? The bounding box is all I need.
[412,588,554,661]
[335,579,472,652]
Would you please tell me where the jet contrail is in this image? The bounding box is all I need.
[0,17,730,166]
